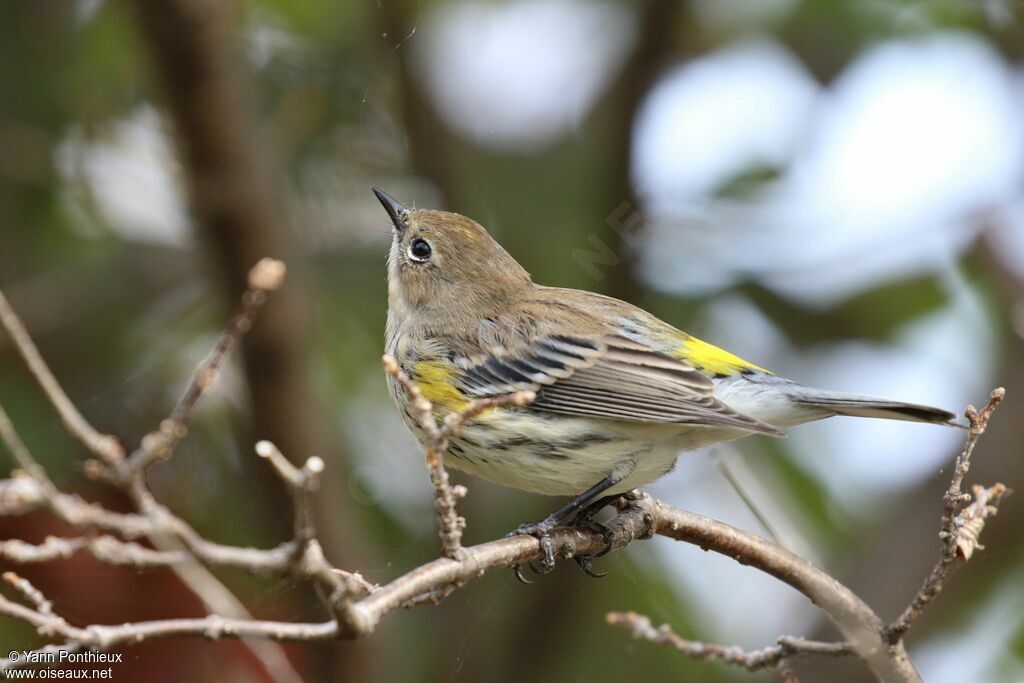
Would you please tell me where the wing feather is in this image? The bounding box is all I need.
[454,334,783,436]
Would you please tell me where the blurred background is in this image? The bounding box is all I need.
[1,0,1023,681]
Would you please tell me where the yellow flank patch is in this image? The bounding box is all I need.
[674,336,769,376]
[412,360,468,409]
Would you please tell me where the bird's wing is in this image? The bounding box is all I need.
[453,334,784,436]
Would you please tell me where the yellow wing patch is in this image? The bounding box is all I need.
[411,359,505,420]
[674,336,769,377]
[412,360,469,409]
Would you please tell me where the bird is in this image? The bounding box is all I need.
[373,187,956,573]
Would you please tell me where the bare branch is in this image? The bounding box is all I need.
[0,290,124,465]
[3,572,54,616]
[0,487,920,682]
[0,593,337,667]
[606,611,854,674]
[382,354,533,559]
[0,535,186,568]
[604,388,1007,681]
[0,267,1009,683]
[1,261,302,683]
[0,473,998,683]
[126,259,287,474]
[382,355,458,556]
[335,498,656,637]
[0,405,54,489]
[0,474,303,573]
[885,388,1007,643]
[0,493,654,671]
[255,440,323,545]
[440,391,536,436]
[254,440,360,623]
[646,494,920,682]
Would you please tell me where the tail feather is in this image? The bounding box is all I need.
[795,390,957,425]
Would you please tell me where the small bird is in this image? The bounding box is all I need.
[374,188,955,570]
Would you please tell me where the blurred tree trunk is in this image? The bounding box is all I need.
[379,0,457,204]
[127,1,377,680]
[596,0,685,304]
[127,0,316,472]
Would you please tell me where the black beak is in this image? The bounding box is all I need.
[372,187,409,233]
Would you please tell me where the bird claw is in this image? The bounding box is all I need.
[508,521,557,582]
[507,511,618,582]
[574,555,607,578]
[567,518,614,578]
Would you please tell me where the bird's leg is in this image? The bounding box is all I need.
[509,475,617,582]
[510,461,635,581]
[563,494,623,578]
[571,494,620,528]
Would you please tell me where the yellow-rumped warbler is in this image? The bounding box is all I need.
[374,188,954,563]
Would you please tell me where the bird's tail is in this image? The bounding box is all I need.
[794,389,958,425]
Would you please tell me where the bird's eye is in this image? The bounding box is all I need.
[408,238,432,262]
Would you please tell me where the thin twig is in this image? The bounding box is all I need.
[0,535,187,567]
[0,405,54,489]
[254,440,359,622]
[255,440,324,546]
[885,388,1006,643]
[0,592,338,657]
[0,290,124,464]
[3,572,54,616]
[606,611,854,673]
[381,354,533,559]
[0,474,304,572]
[645,492,920,682]
[2,260,302,683]
[126,259,286,473]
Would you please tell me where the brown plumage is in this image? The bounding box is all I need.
[374,188,956,558]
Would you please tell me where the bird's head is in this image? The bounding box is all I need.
[373,188,533,321]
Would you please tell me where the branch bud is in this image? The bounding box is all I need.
[247,258,287,292]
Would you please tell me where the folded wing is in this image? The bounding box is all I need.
[454,334,783,436]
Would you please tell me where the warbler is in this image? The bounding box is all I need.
[374,188,955,561]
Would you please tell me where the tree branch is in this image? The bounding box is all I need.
[606,611,854,672]
[604,390,1008,682]
[125,258,286,475]
[0,291,123,465]
[0,272,1010,683]
[1,265,306,683]
[0,535,186,567]
[634,494,920,681]
[884,387,1007,642]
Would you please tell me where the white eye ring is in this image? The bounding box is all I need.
[407,238,432,263]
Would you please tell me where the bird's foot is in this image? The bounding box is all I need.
[507,520,558,583]
[506,505,620,583]
[568,517,615,578]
